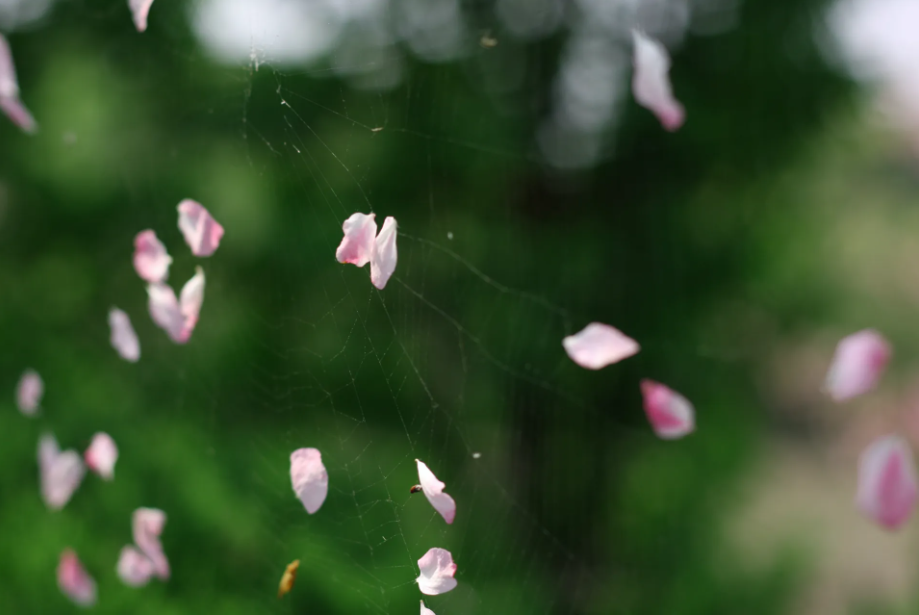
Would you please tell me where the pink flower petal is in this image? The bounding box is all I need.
[16,369,43,416]
[416,547,457,596]
[0,96,37,133]
[38,434,86,511]
[57,549,97,607]
[290,448,328,514]
[177,199,224,257]
[857,434,918,530]
[133,230,172,284]
[336,213,377,267]
[420,600,436,615]
[416,459,456,524]
[0,35,37,134]
[178,266,205,342]
[370,216,398,290]
[640,379,695,440]
[631,30,685,132]
[117,545,155,587]
[129,0,156,32]
[85,432,118,481]
[825,329,891,402]
[147,283,184,343]
[133,507,170,579]
[562,322,640,370]
[109,308,140,362]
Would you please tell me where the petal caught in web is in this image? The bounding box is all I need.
[416,547,457,595]
[857,434,918,530]
[825,329,891,402]
[177,199,224,257]
[631,30,685,132]
[415,459,456,524]
[57,549,97,607]
[562,323,640,370]
[129,0,156,33]
[290,448,329,514]
[640,379,695,440]
[85,432,119,481]
[370,216,398,290]
[132,507,170,580]
[38,434,86,510]
[0,35,37,133]
[117,545,156,587]
[147,267,206,344]
[336,212,377,267]
[16,369,43,416]
[420,600,436,615]
[109,308,141,362]
[133,230,172,283]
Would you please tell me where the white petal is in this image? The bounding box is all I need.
[133,508,170,579]
[640,379,695,439]
[336,213,377,267]
[16,369,43,416]
[147,283,184,343]
[133,230,172,283]
[109,308,141,362]
[857,435,918,530]
[420,600,436,615]
[416,459,456,524]
[39,435,86,511]
[290,448,329,514]
[129,0,156,32]
[825,329,891,401]
[631,30,685,131]
[177,199,224,257]
[178,266,206,342]
[562,323,640,370]
[370,216,398,289]
[85,432,119,481]
[0,35,37,133]
[117,545,155,587]
[57,549,97,607]
[416,547,457,596]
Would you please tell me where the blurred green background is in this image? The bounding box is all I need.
[3,0,919,613]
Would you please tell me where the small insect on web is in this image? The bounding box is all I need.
[277,559,300,599]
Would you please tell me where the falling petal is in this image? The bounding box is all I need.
[0,96,36,132]
[147,283,184,343]
[640,379,695,440]
[16,369,43,416]
[129,0,156,32]
[177,199,224,257]
[857,434,918,530]
[277,559,300,599]
[38,434,85,510]
[416,547,457,596]
[117,545,155,587]
[421,600,436,615]
[179,266,206,342]
[57,550,97,607]
[825,329,891,402]
[370,216,398,290]
[562,323,640,370]
[631,30,685,131]
[336,212,377,267]
[85,433,119,480]
[0,35,37,133]
[133,507,170,579]
[133,230,172,283]
[290,448,328,514]
[109,308,141,362]
[415,460,456,524]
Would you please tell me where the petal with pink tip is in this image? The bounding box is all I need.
[336,212,377,267]
[857,435,918,530]
[85,433,119,480]
[129,0,156,32]
[178,266,205,342]
[416,548,457,595]
[38,434,86,510]
[631,30,685,132]
[177,199,224,257]
[290,448,328,514]
[370,216,398,289]
[640,379,695,440]
[57,550,97,607]
[117,545,156,587]
[562,323,640,370]
[147,283,184,342]
[109,308,140,362]
[0,35,37,133]
[0,97,36,133]
[416,459,456,524]
[825,329,891,402]
[133,230,172,283]
[420,600,436,615]
[16,369,43,416]
[133,507,170,579]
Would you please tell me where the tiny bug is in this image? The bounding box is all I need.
[277,559,300,599]
[410,484,423,494]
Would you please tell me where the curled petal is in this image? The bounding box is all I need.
[640,379,695,440]
[0,35,36,133]
[562,323,640,370]
[857,435,918,530]
[290,448,329,514]
[416,459,456,524]
[825,329,891,402]
[177,199,224,257]
[85,432,119,480]
[57,550,97,607]
[336,212,377,267]
[16,369,43,416]
[109,308,140,362]
[129,0,156,32]
[133,230,172,283]
[133,508,170,579]
[420,600,436,615]
[178,266,206,342]
[370,216,398,289]
[631,30,685,131]
[39,434,85,510]
[147,283,184,343]
[416,547,457,596]
[117,545,155,587]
